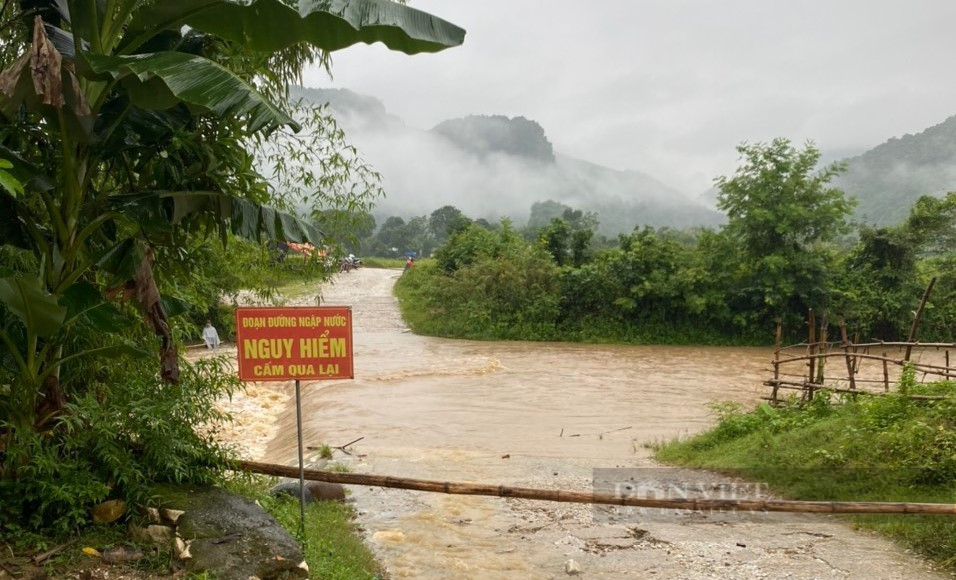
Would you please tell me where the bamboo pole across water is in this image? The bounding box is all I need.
[238,460,956,516]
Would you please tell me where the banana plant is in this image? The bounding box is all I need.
[0,0,464,434]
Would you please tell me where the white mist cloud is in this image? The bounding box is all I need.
[311,95,716,234]
[303,0,956,195]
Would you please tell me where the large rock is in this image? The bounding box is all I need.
[91,499,126,523]
[159,486,307,580]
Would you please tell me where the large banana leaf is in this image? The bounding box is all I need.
[60,282,132,332]
[85,52,298,133]
[123,0,465,55]
[0,276,67,337]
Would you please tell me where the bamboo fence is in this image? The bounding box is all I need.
[766,280,955,402]
[766,337,956,402]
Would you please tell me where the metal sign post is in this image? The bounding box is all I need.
[295,379,306,532]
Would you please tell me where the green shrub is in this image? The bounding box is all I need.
[398,237,561,340]
[433,224,497,274]
[0,358,239,534]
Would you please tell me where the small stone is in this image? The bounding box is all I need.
[161,508,185,524]
[565,559,582,575]
[174,537,191,559]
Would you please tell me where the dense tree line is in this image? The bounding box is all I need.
[393,140,956,344]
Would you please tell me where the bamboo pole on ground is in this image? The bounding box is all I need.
[238,460,956,516]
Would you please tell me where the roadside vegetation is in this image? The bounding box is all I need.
[654,367,956,568]
[0,0,462,575]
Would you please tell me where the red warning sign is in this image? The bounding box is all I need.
[235,306,353,381]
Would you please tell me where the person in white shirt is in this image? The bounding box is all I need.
[202,320,221,350]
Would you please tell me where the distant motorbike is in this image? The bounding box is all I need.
[339,254,362,272]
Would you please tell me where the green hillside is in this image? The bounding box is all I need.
[836,116,956,225]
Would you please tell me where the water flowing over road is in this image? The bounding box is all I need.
[221,268,947,579]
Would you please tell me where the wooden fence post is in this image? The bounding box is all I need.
[807,309,816,400]
[772,319,782,402]
[817,314,828,384]
[905,277,937,362]
[840,322,856,391]
[883,353,890,391]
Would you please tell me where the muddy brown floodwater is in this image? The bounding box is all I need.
[215,268,950,579]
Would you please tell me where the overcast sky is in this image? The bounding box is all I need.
[302,0,956,195]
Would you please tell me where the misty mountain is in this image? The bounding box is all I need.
[432,115,555,163]
[290,86,722,235]
[835,116,956,225]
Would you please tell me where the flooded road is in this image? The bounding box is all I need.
[272,337,769,462]
[228,268,947,579]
